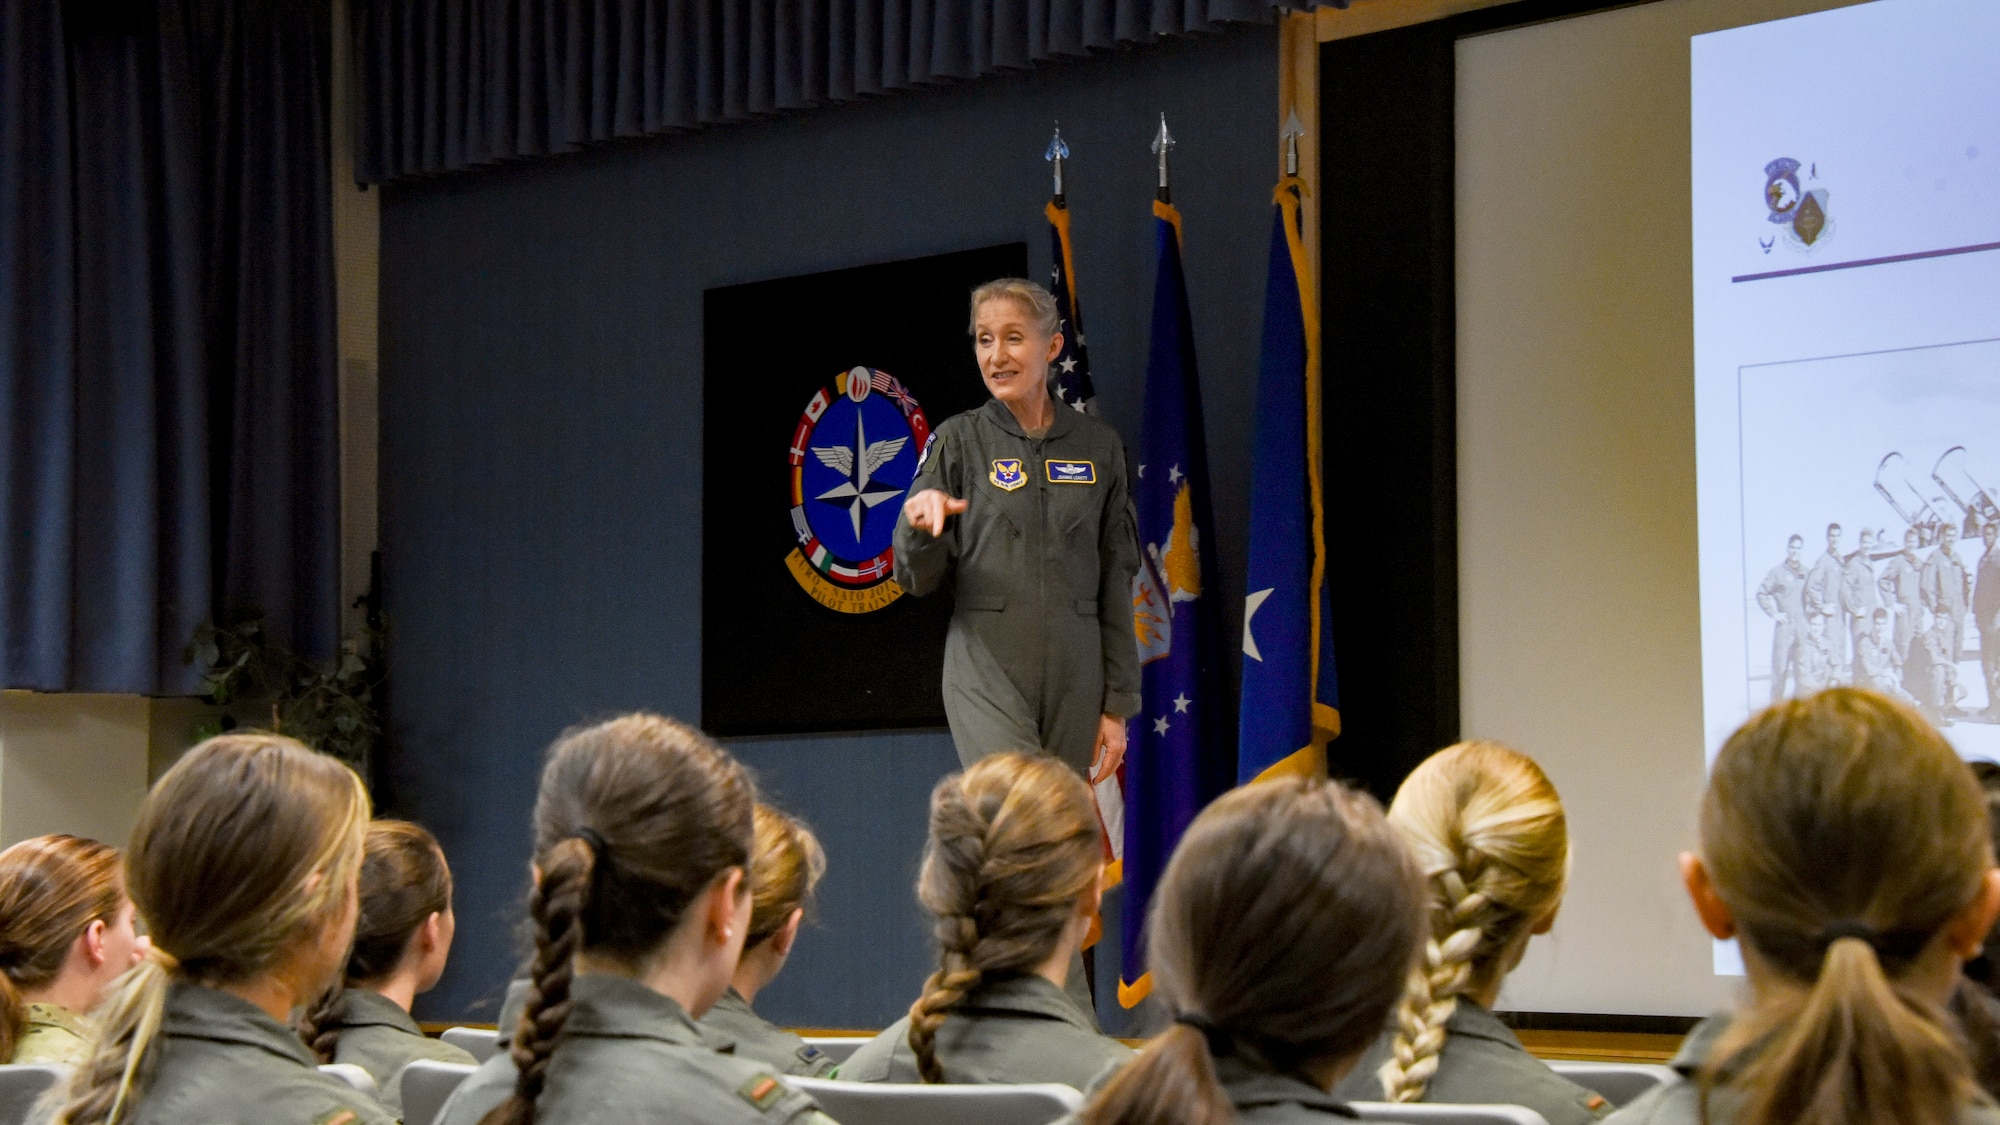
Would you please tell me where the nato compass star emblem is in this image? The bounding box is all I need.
[785,366,931,614]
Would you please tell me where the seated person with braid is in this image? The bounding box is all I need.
[301,820,477,1115]
[699,804,838,1076]
[839,752,1130,1088]
[1334,741,1611,1124]
[432,715,834,1125]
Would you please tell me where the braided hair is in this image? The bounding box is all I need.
[478,714,753,1125]
[906,753,1100,1084]
[299,821,453,1061]
[1377,742,1569,1103]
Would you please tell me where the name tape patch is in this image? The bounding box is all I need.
[1045,459,1097,484]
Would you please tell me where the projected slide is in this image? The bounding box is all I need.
[1693,0,2000,764]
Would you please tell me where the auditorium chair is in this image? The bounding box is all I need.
[786,1075,1082,1125]
[318,1063,380,1097]
[1349,1103,1551,1125]
[0,1063,68,1125]
[441,1025,502,1062]
[1546,1060,1678,1107]
[401,1059,480,1125]
[801,1036,871,1064]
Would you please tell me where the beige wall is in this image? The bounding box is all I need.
[0,694,151,848]
[1455,0,1869,1015]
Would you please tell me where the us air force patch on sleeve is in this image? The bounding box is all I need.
[1045,459,1096,484]
[784,366,930,614]
[738,1074,787,1111]
[989,458,1027,491]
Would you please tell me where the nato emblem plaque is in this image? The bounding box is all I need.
[785,366,930,614]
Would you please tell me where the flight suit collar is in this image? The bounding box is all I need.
[979,393,1077,441]
[559,972,707,1047]
[958,973,1095,1029]
[1666,1013,1734,1078]
[24,1001,89,1040]
[161,982,321,1067]
[1214,1055,1360,1118]
[1441,998,1530,1053]
[326,987,424,1034]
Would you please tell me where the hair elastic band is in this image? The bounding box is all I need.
[1818,919,1878,947]
[574,827,609,859]
[1175,1012,1232,1056]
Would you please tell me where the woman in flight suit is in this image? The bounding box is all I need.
[895,278,1140,782]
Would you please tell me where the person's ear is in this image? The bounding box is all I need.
[1680,852,1736,940]
[708,867,747,946]
[81,919,108,970]
[1045,331,1064,365]
[770,908,805,958]
[1945,868,2000,960]
[1531,900,1561,937]
[1088,864,1107,917]
[419,911,444,955]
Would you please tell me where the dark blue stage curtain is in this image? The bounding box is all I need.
[0,0,339,695]
[352,0,1340,183]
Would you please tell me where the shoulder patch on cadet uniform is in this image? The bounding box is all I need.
[313,1111,358,1125]
[738,1073,787,1111]
[989,458,1027,491]
[1045,459,1096,484]
[797,1044,825,1064]
[1584,1093,1611,1115]
[918,432,938,470]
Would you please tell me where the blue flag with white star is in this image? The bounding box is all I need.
[1046,200,1098,414]
[1238,180,1340,783]
[1120,199,1231,1008]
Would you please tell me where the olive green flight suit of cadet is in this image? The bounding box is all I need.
[318,987,478,1117]
[40,983,399,1125]
[1057,1054,1416,1124]
[433,974,835,1125]
[1333,999,1612,1125]
[892,396,1143,773]
[701,987,839,1077]
[837,974,1132,1090]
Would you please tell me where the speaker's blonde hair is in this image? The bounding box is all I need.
[968,279,1059,339]
[1378,741,1569,1103]
[54,735,370,1125]
[1699,688,1991,1125]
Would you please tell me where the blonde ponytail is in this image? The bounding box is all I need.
[54,949,173,1125]
[50,736,369,1125]
[1376,742,1569,1103]
[1699,688,1991,1125]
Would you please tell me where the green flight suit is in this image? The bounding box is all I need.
[1061,1053,1406,1124]
[321,987,478,1116]
[893,396,1142,773]
[1332,999,1611,1125]
[1605,1012,2000,1124]
[432,973,834,1125]
[837,973,1130,1090]
[700,988,838,1077]
[61,982,397,1125]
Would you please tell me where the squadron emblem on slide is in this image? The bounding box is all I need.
[785,366,931,613]
[1762,157,1833,253]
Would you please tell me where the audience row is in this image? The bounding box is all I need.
[0,688,1996,1125]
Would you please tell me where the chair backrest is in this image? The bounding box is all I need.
[441,1025,502,1063]
[401,1059,480,1125]
[787,1076,1083,1125]
[802,1036,871,1065]
[1546,1061,1680,1108]
[0,1064,69,1125]
[1349,1103,1552,1125]
[319,1063,380,1097]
